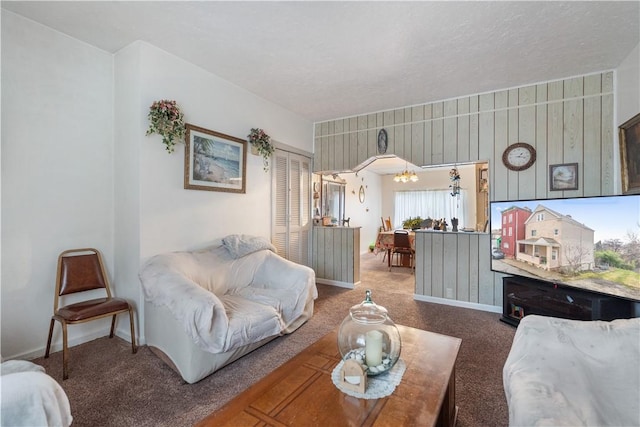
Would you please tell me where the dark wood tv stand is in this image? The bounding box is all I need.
[502,276,635,326]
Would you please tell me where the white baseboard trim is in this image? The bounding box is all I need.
[316,278,356,289]
[413,294,502,314]
[5,327,138,362]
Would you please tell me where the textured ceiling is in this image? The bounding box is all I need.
[3,1,639,123]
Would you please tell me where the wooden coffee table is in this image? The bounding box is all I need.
[196,325,461,427]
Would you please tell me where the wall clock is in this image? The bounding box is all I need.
[502,142,536,171]
[377,129,388,154]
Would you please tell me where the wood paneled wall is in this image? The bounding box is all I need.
[313,227,360,287]
[314,71,615,307]
[314,72,614,200]
[415,231,495,306]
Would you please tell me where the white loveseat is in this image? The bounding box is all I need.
[139,235,317,383]
[503,315,640,426]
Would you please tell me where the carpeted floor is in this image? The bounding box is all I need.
[33,253,515,426]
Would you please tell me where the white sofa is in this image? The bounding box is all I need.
[503,315,640,426]
[0,360,72,427]
[139,236,317,383]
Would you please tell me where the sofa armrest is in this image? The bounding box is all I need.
[254,251,317,294]
[0,366,72,427]
[139,259,230,353]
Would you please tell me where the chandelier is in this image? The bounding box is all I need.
[393,163,418,183]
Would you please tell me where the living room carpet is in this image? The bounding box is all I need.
[32,258,515,426]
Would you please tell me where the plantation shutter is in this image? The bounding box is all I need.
[272,153,288,255]
[271,149,311,266]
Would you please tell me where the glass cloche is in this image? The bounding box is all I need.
[337,290,401,376]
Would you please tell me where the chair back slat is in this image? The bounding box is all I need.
[59,252,107,296]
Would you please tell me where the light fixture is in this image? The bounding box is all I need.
[393,163,419,183]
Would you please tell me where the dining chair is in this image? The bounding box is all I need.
[390,230,414,272]
[45,248,137,379]
[384,217,392,232]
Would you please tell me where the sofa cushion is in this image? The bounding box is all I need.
[159,246,265,295]
[221,295,282,350]
[231,287,302,328]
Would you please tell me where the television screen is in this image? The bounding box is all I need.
[490,194,640,302]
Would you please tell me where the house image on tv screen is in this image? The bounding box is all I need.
[503,205,595,273]
[499,206,532,258]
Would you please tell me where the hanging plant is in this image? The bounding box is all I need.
[248,128,275,172]
[146,100,186,153]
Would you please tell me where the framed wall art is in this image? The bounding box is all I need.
[549,163,578,191]
[619,112,640,194]
[184,124,247,193]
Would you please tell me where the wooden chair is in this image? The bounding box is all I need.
[45,248,137,379]
[389,230,414,272]
[385,217,392,232]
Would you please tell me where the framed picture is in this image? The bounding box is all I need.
[619,112,640,194]
[549,163,578,191]
[184,124,246,193]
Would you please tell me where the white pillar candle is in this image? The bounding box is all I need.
[365,330,383,367]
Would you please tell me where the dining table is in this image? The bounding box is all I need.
[375,230,416,268]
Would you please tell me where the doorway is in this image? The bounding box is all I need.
[359,251,415,296]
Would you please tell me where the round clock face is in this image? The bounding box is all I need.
[502,143,536,171]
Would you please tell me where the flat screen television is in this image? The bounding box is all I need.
[490,194,640,302]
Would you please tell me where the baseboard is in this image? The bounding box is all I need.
[316,278,356,289]
[413,294,502,314]
[5,327,138,362]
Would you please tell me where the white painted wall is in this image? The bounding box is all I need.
[113,42,143,344]
[135,42,312,258]
[1,12,115,358]
[336,170,382,254]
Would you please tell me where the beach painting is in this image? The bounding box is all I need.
[184,124,246,193]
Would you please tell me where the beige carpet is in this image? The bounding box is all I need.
[32,254,515,426]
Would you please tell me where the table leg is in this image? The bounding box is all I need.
[436,365,457,427]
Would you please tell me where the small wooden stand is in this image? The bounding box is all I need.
[339,359,367,393]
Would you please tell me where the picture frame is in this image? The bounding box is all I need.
[184,123,247,193]
[619,112,640,194]
[549,163,578,191]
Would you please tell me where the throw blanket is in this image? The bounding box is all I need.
[1,360,73,427]
[503,315,640,427]
[222,234,277,259]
